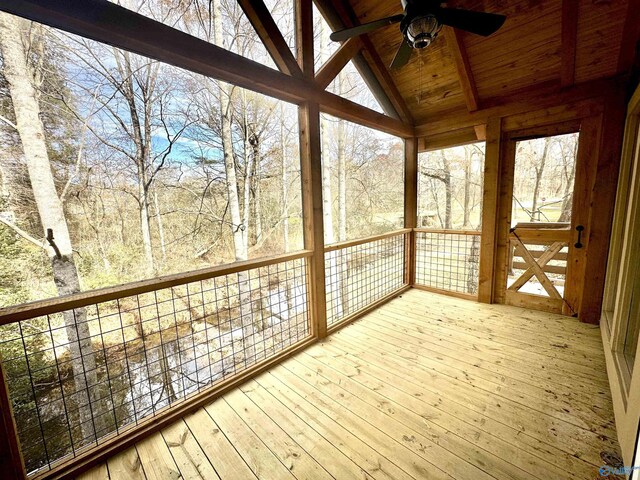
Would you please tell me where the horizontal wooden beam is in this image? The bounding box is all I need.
[315,36,362,89]
[418,127,478,151]
[415,76,626,137]
[237,0,302,77]
[0,0,413,137]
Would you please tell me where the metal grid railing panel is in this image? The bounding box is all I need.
[415,231,480,295]
[0,257,309,475]
[325,233,406,327]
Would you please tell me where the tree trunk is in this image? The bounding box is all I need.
[250,133,262,246]
[212,0,255,365]
[440,151,452,229]
[0,13,109,444]
[117,50,155,275]
[463,147,471,228]
[280,104,289,252]
[557,139,577,222]
[153,189,166,263]
[531,138,550,222]
[336,74,349,316]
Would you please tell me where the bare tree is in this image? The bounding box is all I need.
[0,12,109,443]
[530,137,551,222]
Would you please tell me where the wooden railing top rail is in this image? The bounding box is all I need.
[324,228,411,252]
[414,228,481,236]
[509,228,571,243]
[0,249,313,325]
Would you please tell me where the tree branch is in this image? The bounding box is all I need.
[0,216,47,250]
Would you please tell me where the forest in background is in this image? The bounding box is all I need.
[0,0,403,309]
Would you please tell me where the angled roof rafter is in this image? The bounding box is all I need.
[313,0,414,124]
[237,0,303,77]
[315,36,363,89]
[444,27,479,112]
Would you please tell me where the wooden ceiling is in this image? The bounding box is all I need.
[342,0,635,125]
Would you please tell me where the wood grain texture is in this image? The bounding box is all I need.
[236,0,302,77]
[560,0,578,87]
[86,289,620,480]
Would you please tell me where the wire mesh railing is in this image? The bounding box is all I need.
[324,230,409,327]
[415,229,481,296]
[0,252,311,476]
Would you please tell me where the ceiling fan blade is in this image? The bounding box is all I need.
[330,14,404,42]
[390,38,412,69]
[436,8,506,37]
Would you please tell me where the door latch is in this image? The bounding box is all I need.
[574,225,584,248]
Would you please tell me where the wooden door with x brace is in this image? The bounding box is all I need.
[494,120,595,316]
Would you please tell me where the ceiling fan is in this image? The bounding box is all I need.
[329,0,506,69]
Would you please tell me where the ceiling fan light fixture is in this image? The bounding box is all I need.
[406,15,441,49]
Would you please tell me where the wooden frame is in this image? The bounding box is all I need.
[312,0,414,124]
[560,0,578,87]
[404,138,418,286]
[324,228,410,252]
[466,93,626,323]
[2,0,413,138]
[0,250,313,324]
[237,0,303,77]
[600,82,640,466]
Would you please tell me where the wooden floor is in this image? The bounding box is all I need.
[79,289,621,480]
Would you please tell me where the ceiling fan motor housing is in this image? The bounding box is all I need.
[404,14,441,48]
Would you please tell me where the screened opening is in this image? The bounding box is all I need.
[415,143,485,295]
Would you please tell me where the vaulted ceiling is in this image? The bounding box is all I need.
[327,0,637,125]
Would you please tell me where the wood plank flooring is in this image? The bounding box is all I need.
[79,289,621,480]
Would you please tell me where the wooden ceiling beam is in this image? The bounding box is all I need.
[2,0,413,137]
[359,36,415,124]
[237,0,303,77]
[444,27,479,112]
[415,76,626,137]
[315,36,363,89]
[313,0,414,124]
[560,0,579,87]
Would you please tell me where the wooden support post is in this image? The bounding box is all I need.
[295,0,314,79]
[579,93,627,323]
[404,137,418,285]
[478,117,503,303]
[299,102,327,338]
[296,0,326,338]
[0,361,26,480]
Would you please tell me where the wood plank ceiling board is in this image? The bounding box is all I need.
[574,0,627,83]
[463,0,562,101]
[349,0,467,119]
